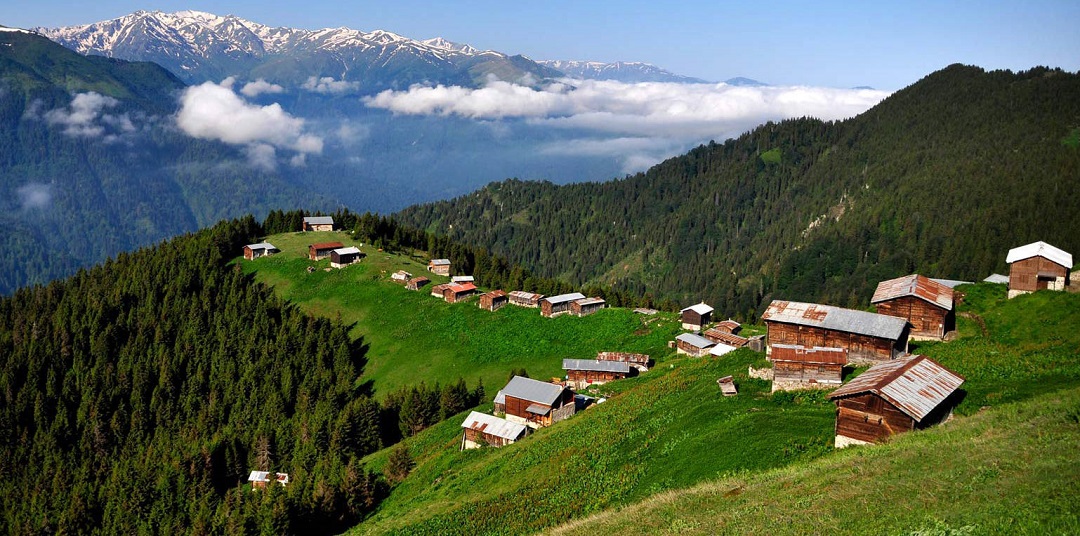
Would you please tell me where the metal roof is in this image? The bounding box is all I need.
[429,258,451,265]
[460,411,527,441]
[493,390,505,404]
[762,300,909,341]
[575,297,606,306]
[562,359,630,373]
[829,355,964,421]
[717,319,741,330]
[481,290,507,298]
[310,242,344,250]
[509,291,544,300]
[701,328,749,347]
[332,246,361,255]
[676,332,716,348]
[248,470,269,482]
[680,302,714,315]
[304,216,334,225]
[929,278,973,289]
[452,275,475,282]
[596,352,650,364]
[871,274,954,310]
[246,242,278,251]
[769,344,848,365]
[448,283,477,293]
[708,343,738,357]
[983,273,1009,284]
[501,376,565,405]
[544,292,586,305]
[525,404,551,415]
[1006,241,1073,268]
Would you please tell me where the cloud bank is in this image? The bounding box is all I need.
[43,92,135,138]
[240,78,285,97]
[302,76,360,94]
[176,80,323,170]
[16,182,54,210]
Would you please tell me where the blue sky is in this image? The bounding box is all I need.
[3,0,1078,90]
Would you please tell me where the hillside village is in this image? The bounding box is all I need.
[242,215,1076,480]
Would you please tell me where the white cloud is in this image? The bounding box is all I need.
[539,137,681,176]
[176,80,323,170]
[241,78,285,97]
[302,76,360,94]
[43,92,134,138]
[16,182,53,210]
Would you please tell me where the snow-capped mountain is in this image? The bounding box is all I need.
[536,60,709,84]
[35,10,562,90]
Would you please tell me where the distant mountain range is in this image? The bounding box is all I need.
[535,60,709,83]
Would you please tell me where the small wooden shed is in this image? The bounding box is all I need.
[763,300,910,365]
[329,246,364,268]
[768,344,847,391]
[460,411,527,450]
[829,355,964,448]
[302,216,334,232]
[248,471,290,489]
[406,276,430,290]
[478,290,508,311]
[308,242,344,261]
[499,376,576,428]
[428,258,451,276]
[430,282,451,298]
[390,270,412,284]
[443,282,477,303]
[570,297,606,317]
[562,359,632,389]
[508,291,544,308]
[871,274,955,340]
[540,292,586,318]
[243,242,279,260]
[1006,241,1073,298]
[680,303,714,330]
[451,275,475,284]
[675,332,716,357]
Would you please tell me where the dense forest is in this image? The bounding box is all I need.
[397,65,1080,319]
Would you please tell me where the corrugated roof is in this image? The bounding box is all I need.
[429,258,451,265]
[562,359,630,373]
[596,352,650,364]
[311,242,344,250]
[509,291,544,300]
[332,246,361,255]
[452,275,475,282]
[575,297,606,306]
[304,216,334,225]
[501,376,565,405]
[983,273,1009,284]
[709,343,738,357]
[769,344,848,365]
[762,300,909,341]
[929,278,973,289]
[525,403,551,415]
[1006,241,1073,268]
[460,411,527,441]
[430,283,451,292]
[680,302,714,315]
[717,319,741,330]
[481,290,507,298]
[702,328,749,347]
[246,242,278,251]
[248,470,269,482]
[829,355,964,421]
[871,274,954,310]
[676,332,716,348]
[448,283,477,293]
[544,292,586,305]
[493,390,505,404]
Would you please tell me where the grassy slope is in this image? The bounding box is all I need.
[238,231,682,394]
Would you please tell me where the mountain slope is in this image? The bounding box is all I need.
[395,65,1080,317]
[536,59,709,83]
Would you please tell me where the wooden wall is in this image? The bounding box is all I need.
[772,361,843,384]
[571,302,603,317]
[676,339,711,357]
[1010,256,1069,292]
[566,369,628,388]
[875,296,953,339]
[681,310,710,328]
[834,394,915,443]
[766,321,907,363]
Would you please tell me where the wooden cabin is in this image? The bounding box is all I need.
[762,300,910,365]
[248,471,290,489]
[714,319,742,335]
[308,242,344,261]
[243,242,279,260]
[680,303,714,330]
[406,276,430,290]
[451,275,475,284]
[329,246,364,268]
[302,216,334,232]
[768,344,847,392]
[702,328,749,348]
[570,297,606,317]
[1006,241,1073,298]
[429,282,451,297]
[596,351,651,371]
[443,282,477,303]
[829,355,964,448]
[871,274,955,340]
[478,290,508,311]
[428,258,451,276]
[499,376,576,428]
[508,291,544,308]
[675,332,716,357]
[540,292,586,318]
[390,270,412,284]
[460,411,527,450]
[562,359,631,389]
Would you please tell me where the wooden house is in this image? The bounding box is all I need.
[243,242,279,260]
[768,344,847,391]
[562,359,631,389]
[596,351,651,371]
[540,292,586,318]
[302,216,334,232]
[329,246,364,268]
[1006,241,1073,298]
[427,258,451,276]
[451,275,475,284]
[443,282,477,303]
[248,471,290,489]
[406,276,430,290]
[460,411,527,450]
[702,328,749,348]
[478,290,508,311]
[308,242,344,261]
[570,297,606,317]
[508,291,544,308]
[871,274,955,340]
[675,332,716,357]
[391,270,412,284]
[680,303,714,330]
[829,355,964,448]
[714,319,742,335]
[499,376,576,428]
[429,282,451,297]
[762,300,909,365]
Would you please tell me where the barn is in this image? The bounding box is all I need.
[508,291,544,308]
[302,216,334,232]
[763,300,909,365]
[562,359,632,389]
[308,242,344,261]
[248,471,290,489]
[768,344,847,391]
[871,274,955,340]
[540,293,586,317]
[391,270,412,284]
[829,355,964,448]
[570,297,606,317]
[680,303,714,330]
[499,376,576,428]
[1006,241,1073,298]
[478,290,508,311]
[596,351,651,371]
[675,332,716,357]
[329,246,364,268]
[428,258,451,275]
[243,242,279,260]
[406,276,430,290]
[460,411,527,450]
[443,282,477,303]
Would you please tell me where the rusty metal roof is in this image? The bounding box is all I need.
[1006,241,1073,268]
[596,352,650,364]
[717,319,741,331]
[562,359,630,373]
[575,297,606,306]
[310,241,344,250]
[430,283,451,292]
[448,283,477,293]
[871,274,954,310]
[762,300,908,341]
[544,292,586,305]
[702,328,749,347]
[481,290,507,298]
[828,355,964,421]
[509,291,544,300]
[769,344,848,365]
[461,411,527,441]
[502,376,565,405]
[676,332,716,349]
[680,302,714,315]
